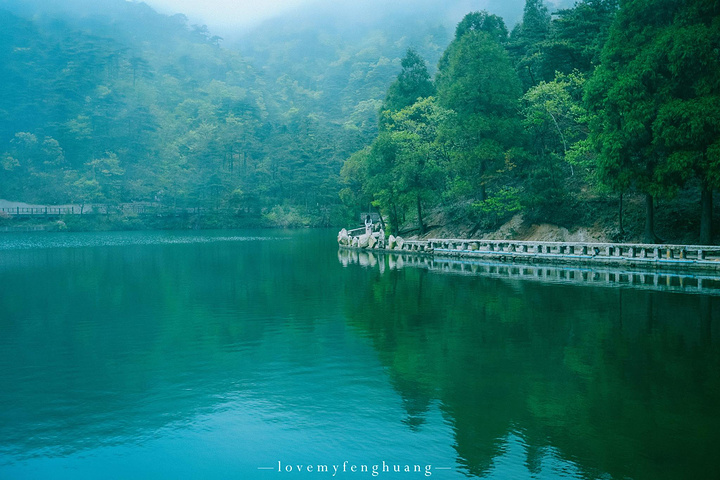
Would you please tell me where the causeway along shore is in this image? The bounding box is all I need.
[337,227,720,274]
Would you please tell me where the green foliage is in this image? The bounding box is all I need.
[509,0,552,89]
[2,0,716,240]
[453,11,509,43]
[523,71,588,156]
[341,107,444,235]
[436,15,524,216]
[472,186,523,227]
[385,98,453,233]
[521,72,589,219]
[335,0,717,242]
[381,48,436,115]
[3,1,424,225]
[586,1,669,194]
[543,0,619,76]
[586,0,720,241]
[262,205,311,228]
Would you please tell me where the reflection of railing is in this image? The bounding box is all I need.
[338,249,720,296]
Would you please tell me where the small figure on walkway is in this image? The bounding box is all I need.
[365,214,373,235]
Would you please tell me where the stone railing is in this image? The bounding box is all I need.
[338,228,720,271]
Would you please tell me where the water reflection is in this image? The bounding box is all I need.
[340,247,720,479]
[338,248,720,295]
[0,232,348,458]
[1,232,719,480]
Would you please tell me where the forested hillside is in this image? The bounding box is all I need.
[1,0,281,223]
[0,0,476,228]
[343,0,720,244]
[1,0,717,241]
[0,0,456,227]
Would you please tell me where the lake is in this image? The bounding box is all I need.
[1,229,719,479]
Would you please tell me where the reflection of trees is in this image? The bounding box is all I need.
[344,261,720,479]
[0,231,341,457]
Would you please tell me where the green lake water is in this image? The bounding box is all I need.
[1,229,719,479]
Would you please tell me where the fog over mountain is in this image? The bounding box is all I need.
[147,0,575,40]
[0,0,575,43]
[141,0,575,35]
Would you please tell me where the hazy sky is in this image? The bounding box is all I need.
[139,0,569,34]
[141,0,320,30]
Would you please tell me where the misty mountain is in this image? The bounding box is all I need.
[235,0,576,132]
[1,0,649,235]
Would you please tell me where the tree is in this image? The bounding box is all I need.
[367,132,404,234]
[384,97,452,234]
[509,0,552,90]
[340,147,373,220]
[452,11,509,44]
[585,0,685,243]
[436,12,524,223]
[542,0,619,77]
[650,0,720,244]
[522,72,588,222]
[85,151,125,204]
[381,48,436,116]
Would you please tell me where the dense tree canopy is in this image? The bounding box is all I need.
[586,0,720,243]
[343,0,718,243]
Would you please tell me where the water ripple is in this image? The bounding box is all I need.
[0,231,290,251]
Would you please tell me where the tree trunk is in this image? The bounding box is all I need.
[479,161,487,202]
[618,192,624,236]
[390,204,400,236]
[700,184,713,245]
[643,193,657,244]
[416,194,425,235]
[376,208,386,232]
